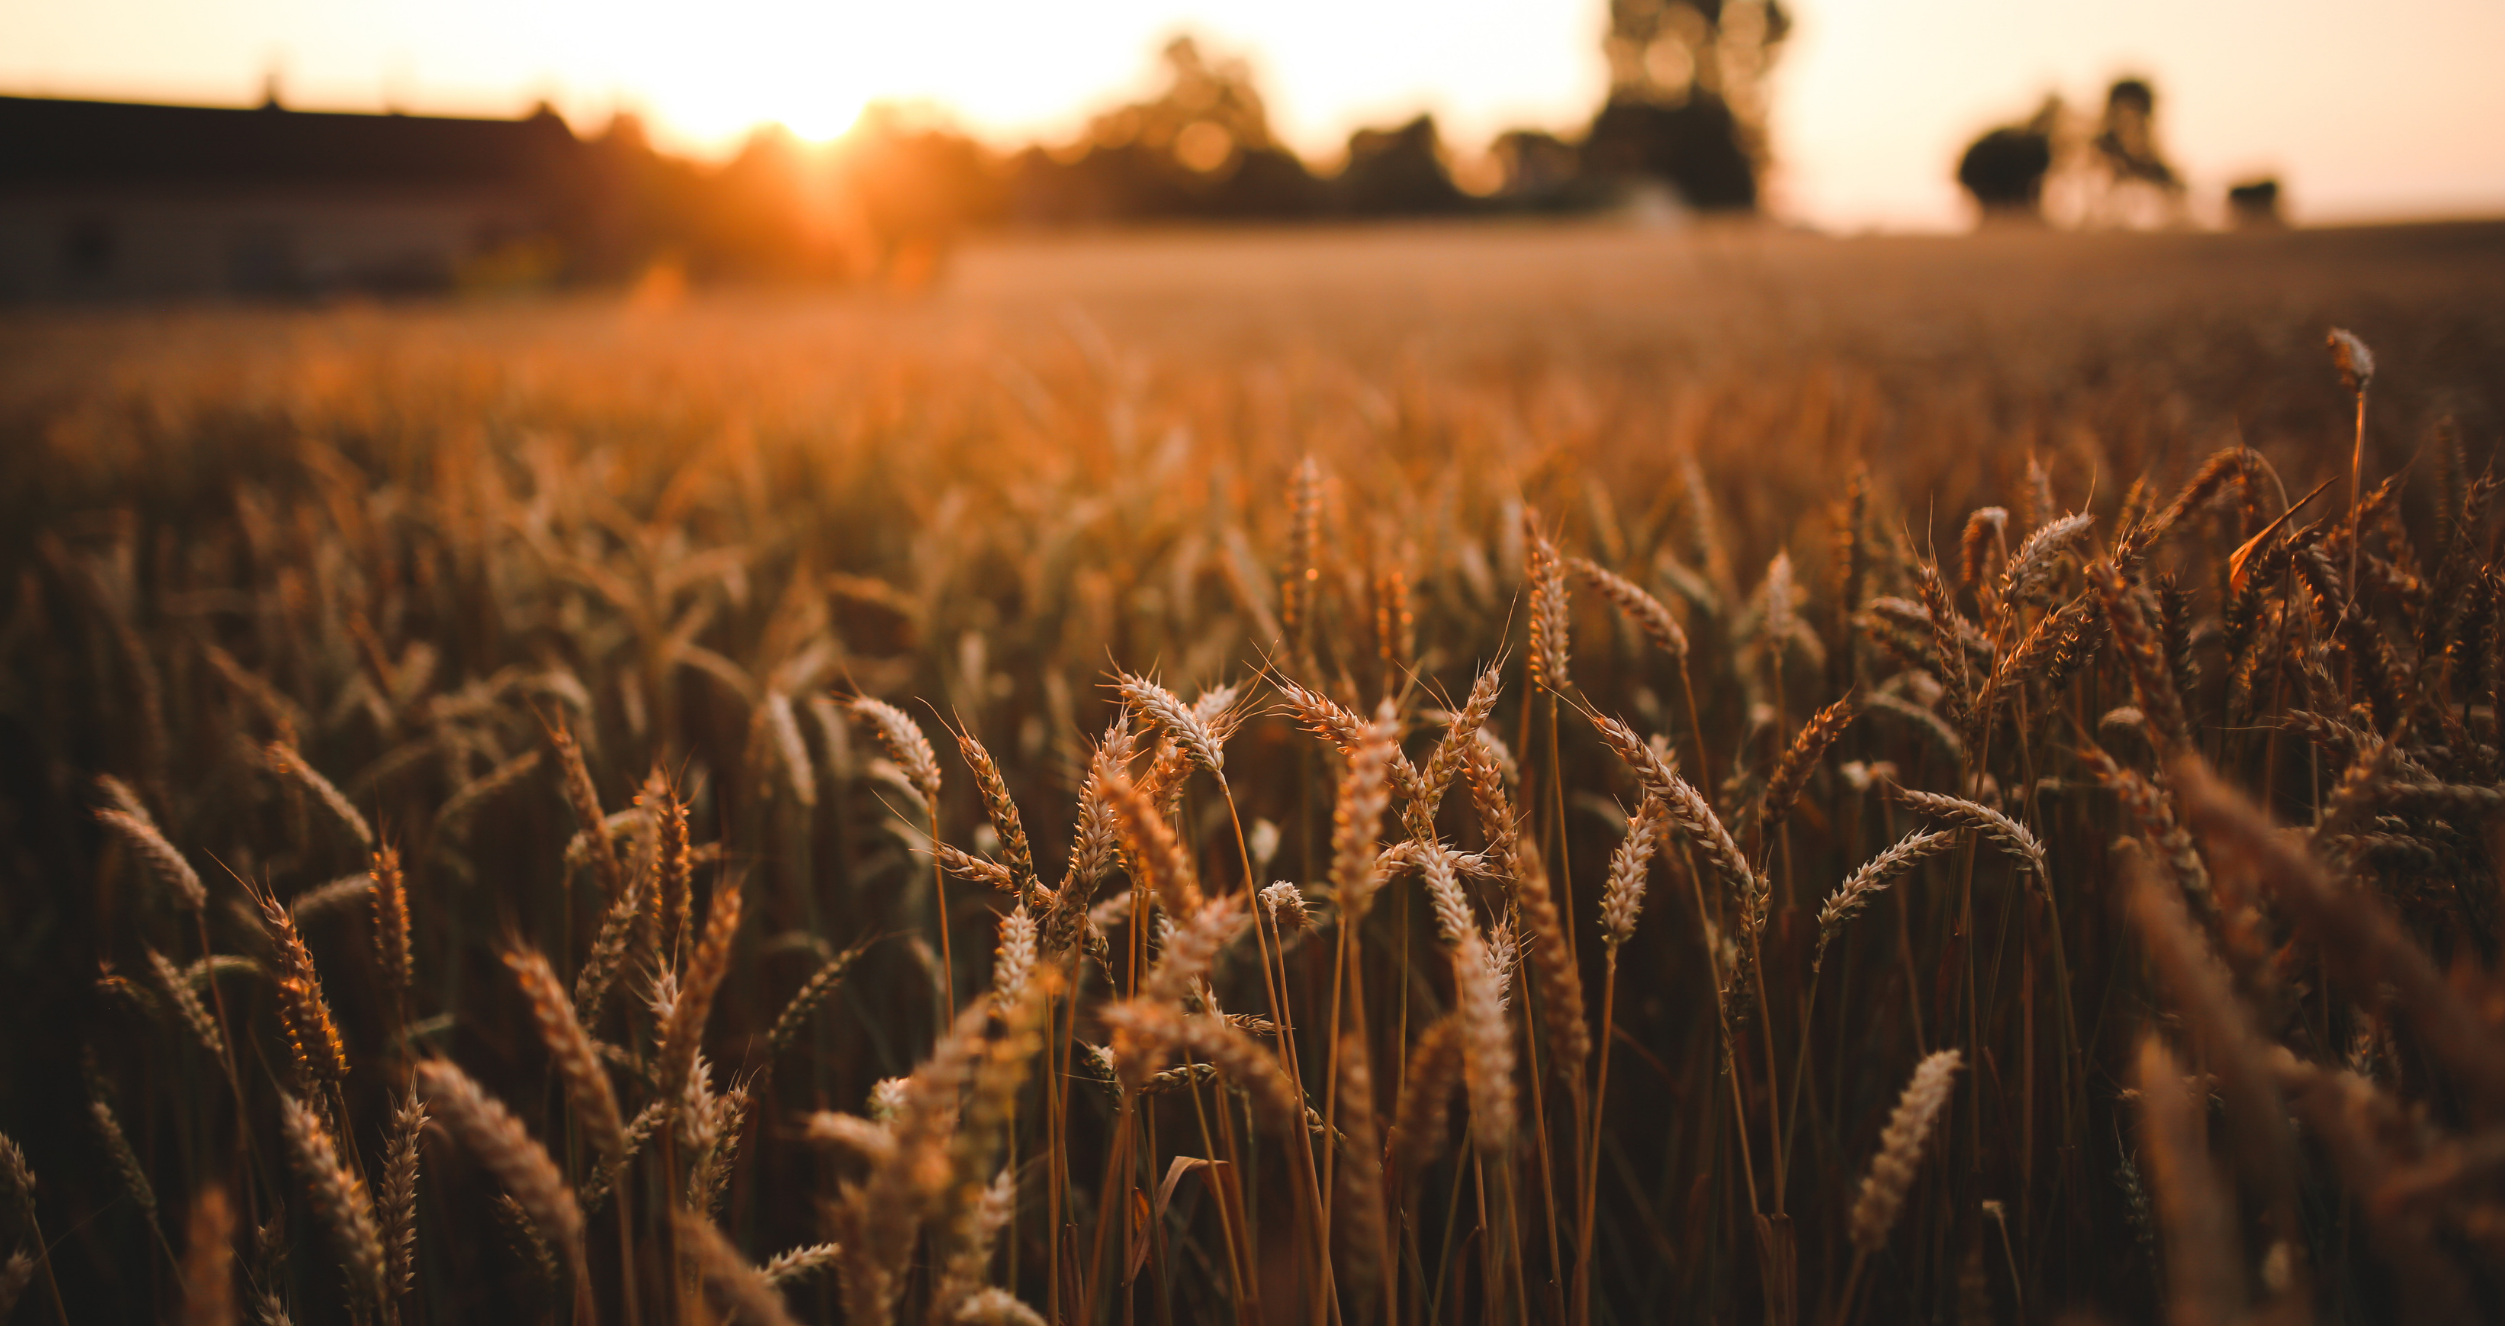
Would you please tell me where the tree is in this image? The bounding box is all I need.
[1585,0,1791,210]
[1955,97,2061,223]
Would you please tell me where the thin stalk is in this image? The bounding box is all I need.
[930,804,955,1014]
[1570,949,1620,1325]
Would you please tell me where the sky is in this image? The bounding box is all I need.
[3,0,2501,231]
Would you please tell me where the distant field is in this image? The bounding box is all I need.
[5,220,2505,1326]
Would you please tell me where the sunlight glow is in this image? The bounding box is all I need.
[1,0,2500,227]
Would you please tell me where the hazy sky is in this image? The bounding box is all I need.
[4,0,2501,230]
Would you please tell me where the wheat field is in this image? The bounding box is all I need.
[5,219,2505,1326]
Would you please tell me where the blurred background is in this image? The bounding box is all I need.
[2,0,2502,299]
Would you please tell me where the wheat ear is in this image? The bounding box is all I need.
[656,875,744,1115]
[94,775,204,911]
[506,947,626,1165]
[413,1060,584,1261]
[378,1090,423,1299]
[1848,1048,1962,1254]
[678,1211,803,1326]
[276,1094,386,1316]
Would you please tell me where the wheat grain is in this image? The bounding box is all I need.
[94,775,204,911]
[505,946,626,1164]
[1813,829,1955,970]
[253,888,347,1085]
[277,1094,386,1316]
[1892,784,2048,880]
[550,722,621,901]
[1260,880,1309,932]
[764,940,870,1058]
[1100,757,1204,918]
[1599,796,1666,948]
[657,875,744,1114]
[1848,1049,1961,1254]
[852,696,943,807]
[1569,557,1688,660]
[2132,1035,2243,1326]
[379,1090,423,1299]
[760,1241,842,1286]
[1453,927,1517,1152]
[957,730,1037,896]
[414,1060,583,1258]
[1761,694,1856,836]
[1330,701,1397,920]
[264,743,373,850]
[368,845,409,1002]
[180,1181,236,1326]
[145,945,225,1060]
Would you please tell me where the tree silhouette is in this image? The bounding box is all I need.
[1585,0,1790,210]
[1956,97,2060,223]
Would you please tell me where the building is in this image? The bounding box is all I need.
[0,94,586,301]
